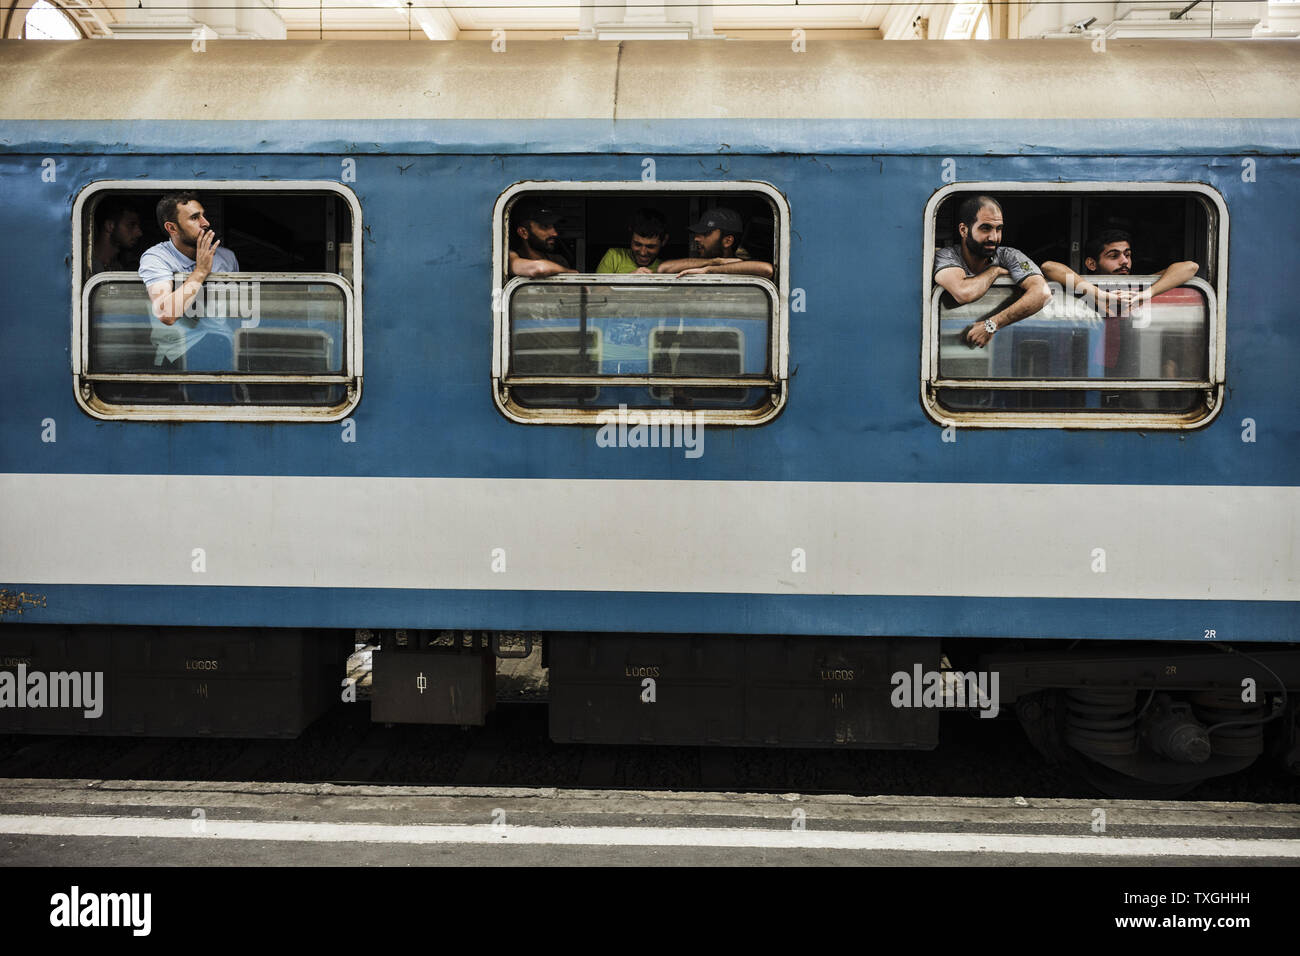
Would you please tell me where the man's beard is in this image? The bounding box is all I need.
[964,233,994,259]
[178,226,205,250]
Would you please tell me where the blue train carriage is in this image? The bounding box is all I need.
[0,39,1297,792]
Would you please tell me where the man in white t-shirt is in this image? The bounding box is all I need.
[138,192,239,366]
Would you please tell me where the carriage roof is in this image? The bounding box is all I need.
[0,38,1296,124]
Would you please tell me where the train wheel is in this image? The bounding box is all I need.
[1016,689,1205,799]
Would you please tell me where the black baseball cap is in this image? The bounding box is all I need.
[687,207,743,236]
[513,201,562,227]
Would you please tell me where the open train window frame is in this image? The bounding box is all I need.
[920,181,1228,430]
[491,180,790,426]
[71,180,363,422]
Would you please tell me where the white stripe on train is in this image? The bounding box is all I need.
[1,474,1296,602]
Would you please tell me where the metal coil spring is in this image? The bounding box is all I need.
[1191,690,1266,757]
[1064,688,1139,756]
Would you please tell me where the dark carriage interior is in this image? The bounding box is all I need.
[932,192,1212,278]
[85,191,355,277]
[88,188,1209,282]
[505,191,778,274]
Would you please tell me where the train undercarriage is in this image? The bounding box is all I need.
[2,625,1297,797]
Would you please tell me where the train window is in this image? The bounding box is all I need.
[922,183,1226,429]
[492,182,789,425]
[72,181,362,421]
[84,275,350,407]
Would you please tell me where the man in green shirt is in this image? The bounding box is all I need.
[596,208,668,274]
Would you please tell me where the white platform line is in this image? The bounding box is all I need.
[1,815,1297,857]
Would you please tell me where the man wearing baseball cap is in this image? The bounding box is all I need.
[508,201,576,277]
[656,207,773,279]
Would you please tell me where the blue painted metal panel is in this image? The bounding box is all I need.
[1,120,1297,639]
[2,150,1297,485]
[3,585,1297,644]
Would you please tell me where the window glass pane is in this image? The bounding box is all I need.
[508,282,771,410]
[937,281,1209,383]
[510,328,600,407]
[86,279,347,406]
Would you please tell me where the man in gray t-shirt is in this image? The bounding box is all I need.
[933,195,1051,347]
[932,244,1041,286]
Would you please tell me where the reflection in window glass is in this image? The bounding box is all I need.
[510,328,600,406]
[87,279,346,406]
[938,281,1209,382]
[649,327,747,404]
[507,282,771,409]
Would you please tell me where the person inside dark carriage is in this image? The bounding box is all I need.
[139,192,240,331]
[1041,231,1199,378]
[508,201,577,277]
[1041,230,1198,317]
[90,198,144,275]
[596,207,669,274]
[656,207,774,279]
[932,194,1052,348]
[138,192,240,392]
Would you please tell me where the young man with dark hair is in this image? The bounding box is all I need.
[138,192,239,328]
[596,207,668,274]
[1041,230,1198,311]
[932,194,1051,348]
[657,207,773,279]
[1043,230,1200,383]
[90,198,143,275]
[508,202,576,277]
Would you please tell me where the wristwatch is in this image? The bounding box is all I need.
[983,319,997,335]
